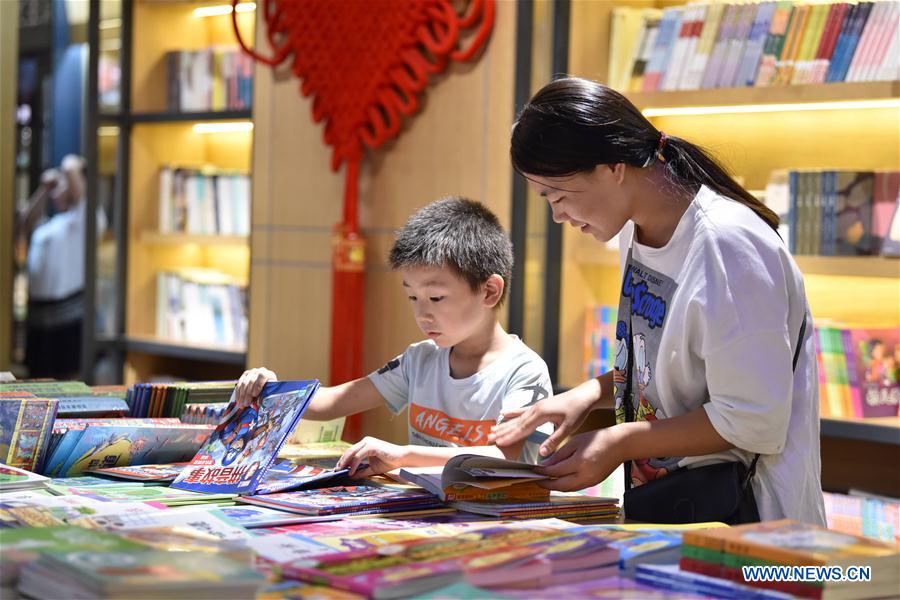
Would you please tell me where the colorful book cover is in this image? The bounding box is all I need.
[0,464,49,491]
[71,506,252,541]
[86,462,189,482]
[835,171,875,255]
[56,423,212,477]
[871,171,900,255]
[239,485,441,516]
[171,380,319,495]
[846,327,900,417]
[0,397,58,472]
[212,504,328,529]
[19,550,266,597]
[254,463,353,495]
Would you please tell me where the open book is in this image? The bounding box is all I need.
[398,454,550,502]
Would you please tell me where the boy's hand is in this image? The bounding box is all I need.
[337,436,408,478]
[235,368,278,408]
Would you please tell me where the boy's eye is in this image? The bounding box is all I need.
[429,296,445,303]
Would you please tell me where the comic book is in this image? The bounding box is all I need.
[53,423,212,477]
[0,397,59,472]
[0,464,49,491]
[41,418,184,476]
[255,463,353,494]
[398,454,551,502]
[171,380,320,495]
[86,462,189,483]
[238,485,442,516]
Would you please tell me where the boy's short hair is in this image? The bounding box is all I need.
[389,196,514,304]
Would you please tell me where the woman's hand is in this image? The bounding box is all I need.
[234,367,278,408]
[489,383,600,458]
[336,436,409,478]
[536,427,626,491]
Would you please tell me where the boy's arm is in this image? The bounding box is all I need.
[235,367,385,419]
[304,378,385,421]
[338,437,525,477]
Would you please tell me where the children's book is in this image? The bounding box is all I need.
[0,464,49,491]
[398,454,550,502]
[212,504,323,528]
[46,475,150,493]
[17,550,266,600]
[171,380,320,495]
[246,531,334,564]
[86,462,189,483]
[0,381,92,396]
[835,170,875,255]
[71,505,252,541]
[1,498,169,528]
[255,463,353,494]
[278,440,353,469]
[239,485,442,516]
[451,492,619,519]
[846,326,900,417]
[0,525,149,587]
[257,580,366,600]
[637,563,792,599]
[54,423,212,477]
[65,484,235,506]
[0,397,59,472]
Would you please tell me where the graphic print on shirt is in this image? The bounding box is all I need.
[408,403,494,446]
[614,258,683,487]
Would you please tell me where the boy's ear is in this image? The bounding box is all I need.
[483,274,504,308]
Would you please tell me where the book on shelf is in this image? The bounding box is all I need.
[764,169,900,257]
[126,381,236,419]
[583,305,617,380]
[158,166,250,236]
[171,380,319,495]
[814,323,899,418]
[824,490,900,545]
[165,47,253,113]
[397,453,551,502]
[613,1,900,92]
[155,268,248,349]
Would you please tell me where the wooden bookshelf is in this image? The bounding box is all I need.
[121,0,255,383]
[626,81,900,112]
[794,255,900,279]
[140,231,248,247]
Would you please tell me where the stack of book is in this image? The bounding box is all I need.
[764,169,899,257]
[611,2,900,93]
[164,47,253,112]
[158,167,251,236]
[154,268,248,349]
[239,485,446,518]
[680,519,900,598]
[814,323,899,418]
[824,490,900,544]
[398,454,620,520]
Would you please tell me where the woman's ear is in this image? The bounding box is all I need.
[483,274,505,308]
[612,162,627,185]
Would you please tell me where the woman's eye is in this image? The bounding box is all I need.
[408,296,417,302]
[429,297,444,303]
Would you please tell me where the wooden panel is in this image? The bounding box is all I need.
[821,436,900,498]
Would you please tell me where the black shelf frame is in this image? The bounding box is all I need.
[130,109,252,123]
[125,337,246,366]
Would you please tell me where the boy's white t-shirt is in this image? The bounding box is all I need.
[368,336,553,463]
[615,185,825,525]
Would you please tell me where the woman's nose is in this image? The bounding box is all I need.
[549,203,568,224]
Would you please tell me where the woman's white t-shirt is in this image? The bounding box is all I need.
[616,185,825,525]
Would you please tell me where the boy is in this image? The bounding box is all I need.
[235,197,552,477]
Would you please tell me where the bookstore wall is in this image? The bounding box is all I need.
[247,2,518,444]
[568,1,899,496]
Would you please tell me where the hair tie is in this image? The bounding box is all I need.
[642,131,668,168]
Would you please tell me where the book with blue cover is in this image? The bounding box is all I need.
[171,380,319,495]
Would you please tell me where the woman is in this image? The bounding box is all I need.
[490,78,824,525]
